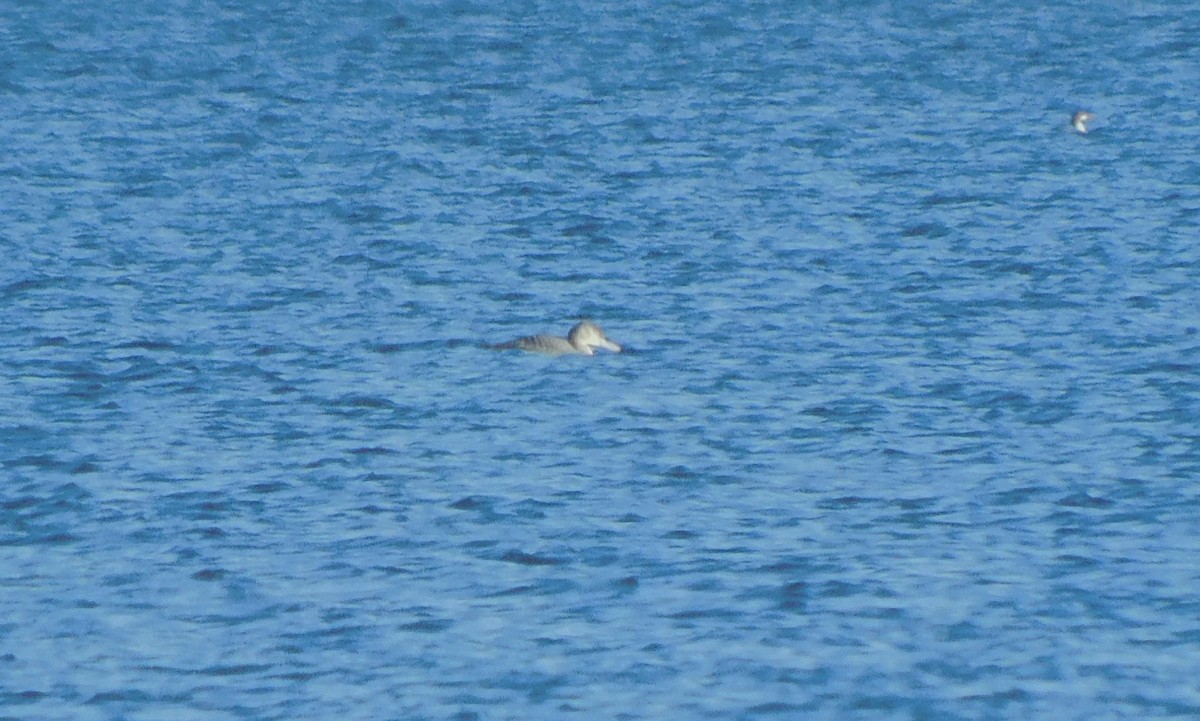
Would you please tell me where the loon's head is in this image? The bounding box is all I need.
[1072,110,1095,134]
[567,321,622,355]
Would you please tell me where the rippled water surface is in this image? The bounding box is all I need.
[3,1,1200,719]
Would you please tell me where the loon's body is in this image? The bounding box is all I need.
[492,320,622,356]
[1072,110,1095,134]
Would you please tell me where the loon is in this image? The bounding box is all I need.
[1072,110,1095,134]
[491,320,622,356]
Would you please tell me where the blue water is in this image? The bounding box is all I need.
[3,1,1199,718]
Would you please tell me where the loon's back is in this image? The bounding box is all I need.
[492,334,577,355]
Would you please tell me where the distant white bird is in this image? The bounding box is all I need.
[490,320,622,356]
[1072,110,1095,134]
